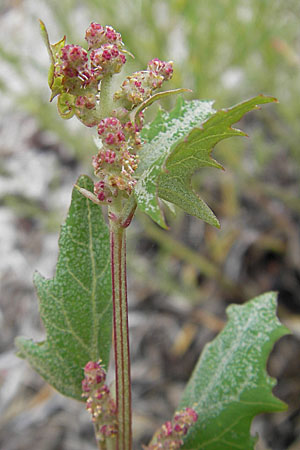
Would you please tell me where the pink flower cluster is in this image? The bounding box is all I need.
[85,22,123,50]
[59,24,125,87]
[147,58,173,80]
[97,117,125,147]
[60,44,88,78]
[114,59,173,107]
[51,23,127,126]
[46,22,176,204]
[82,360,117,442]
[92,116,140,202]
[144,407,198,450]
[90,44,126,77]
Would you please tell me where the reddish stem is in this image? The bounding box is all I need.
[110,222,132,450]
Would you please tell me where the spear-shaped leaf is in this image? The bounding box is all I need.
[16,176,112,401]
[135,95,276,228]
[179,292,289,450]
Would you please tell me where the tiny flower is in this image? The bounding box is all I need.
[109,174,128,191]
[99,424,118,438]
[104,149,116,164]
[94,180,107,201]
[83,360,106,386]
[161,421,173,437]
[75,94,96,110]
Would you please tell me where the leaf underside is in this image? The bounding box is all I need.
[179,292,289,450]
[135,95,276,228]
[16,176,112,401]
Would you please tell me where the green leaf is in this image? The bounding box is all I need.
[39,20,66,100]
[57,92,75,119]
[135,97,215,228]
[130,88,191,126]
[16,176,112,401]
[39,19,55,65]
[135,96,276,228]
[179,292,289,450]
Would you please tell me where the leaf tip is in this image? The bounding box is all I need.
[38,19,45,30]
[258,94,278,103]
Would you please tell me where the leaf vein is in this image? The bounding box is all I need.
[45,288,92,356]
[66,262,91,294]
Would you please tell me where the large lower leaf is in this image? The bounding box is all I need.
[16,176,112,401]
[135,96,276,228]
[179,292,289,450]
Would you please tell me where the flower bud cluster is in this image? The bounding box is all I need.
[144,407,198,450]
[90,44,126,77]
[51,23,126,126]
[92,116,140,202]
[114,59,173,108]
[147,58,173,80]
[58,24,125,87]
[46,22,176,206]
[60,44,89,78]
[82,360,117,442]
[85,22,123,50]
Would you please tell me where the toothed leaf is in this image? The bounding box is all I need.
[16,176,112,401]
[135,96,276,228]
[179,292,289,450]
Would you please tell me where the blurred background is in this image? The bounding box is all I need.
[0,1,300,449]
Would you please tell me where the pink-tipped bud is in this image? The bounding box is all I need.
[94,180,107,201]
[83,360,107,387]
[90,44,126,76]
[147,58,174,80]
[144,407,198,450]
[99,424,118,438]
[95,385,110,400]
[60,44,88,77]
[161,421,173,437]
[97,117,125,149]
[82,360,118,443]
[173,407,198,426]
[85,23,123,50]
[75,94,96,110]
[104,149,116,164]
[114,71,152,106]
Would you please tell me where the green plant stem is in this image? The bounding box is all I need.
[110,217,132,450]
[99,75,113,118]
[106,440,117,450]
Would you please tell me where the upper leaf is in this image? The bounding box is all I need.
[16,176,112,401]
[39,20,66,100]
[179,292,289,450]
[135,96,276,228]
